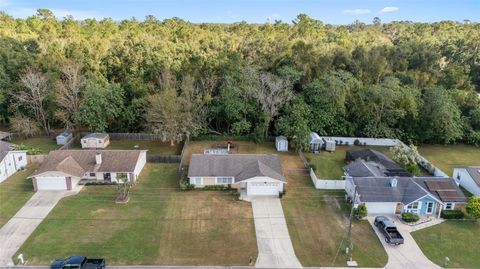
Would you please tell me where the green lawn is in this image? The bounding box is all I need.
[11,136,60,154]
[0,165,37,228]
[412,221,480,268]
[16,163,257,266]
[282,174,388,267]
[418,144,480,176]
[107,140,182,155]
[305,145,393,179]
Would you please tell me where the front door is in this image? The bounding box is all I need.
[103,173,111,182]
[426,202,434,214]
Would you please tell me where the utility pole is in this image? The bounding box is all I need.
[346,186,357,253]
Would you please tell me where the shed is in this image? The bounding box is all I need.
[309,132,323,152]
[323,137,336,152]
[81,133,110,149]
[56,131,73,145]
[275,136,288,152]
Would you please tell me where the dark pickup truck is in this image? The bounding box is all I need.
[50,256,105,269]
[374,216,404,245]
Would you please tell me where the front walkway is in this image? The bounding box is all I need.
[367,216,441,269]
[250,197,302,268]
[0,187,83,266]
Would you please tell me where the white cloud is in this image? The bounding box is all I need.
[343,9,371,15]
[379,6,399,14]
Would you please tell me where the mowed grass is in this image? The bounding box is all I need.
[11,136,59,154]
[0,165,37,228]
[16,164,257,265]
[305,146,393,179]
[282,174,387,267]
[412,221,480,268]
[107,140,182,155]
[418,144,480,176]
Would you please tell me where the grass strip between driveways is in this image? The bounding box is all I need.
[0,165,38,228]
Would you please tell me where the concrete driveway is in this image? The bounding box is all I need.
[250,197,302,268]
[0,188,82,266]
[367,216,441,269]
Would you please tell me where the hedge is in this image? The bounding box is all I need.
[441,210,465,219]
[402,212,420,223]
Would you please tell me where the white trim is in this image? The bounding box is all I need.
[215,176,234,184]
[444,202,455,210]
[426,201,435,214]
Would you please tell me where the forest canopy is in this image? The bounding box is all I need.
[1,10,479,147]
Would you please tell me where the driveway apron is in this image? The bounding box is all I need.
[251,197,302,268]
[367,217,441,269]
[0,189,80,266]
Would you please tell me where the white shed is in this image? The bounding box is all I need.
[323,137,336,152]
[81,133,110,149]
[56,131,73,145]
[309,132,323,152]
[275,136,288,152]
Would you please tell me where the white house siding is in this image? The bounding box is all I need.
[453,168,480,196]
[364,202,397,215]
[133,151,147,181]
[0,151,27,183]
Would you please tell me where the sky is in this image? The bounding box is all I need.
[0,0,479,24]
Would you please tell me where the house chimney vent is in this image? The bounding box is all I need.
[390,178,398,188]
[95,152,102,165]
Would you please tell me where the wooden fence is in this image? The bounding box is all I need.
[27,154,47,163]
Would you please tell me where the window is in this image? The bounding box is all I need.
[216,177,233,184]
[445,202,454,210]
[193,177,202,185]
[406,202,420,212]
[18,156,22,161]
[89,173,96,177]
[117,173,128,182]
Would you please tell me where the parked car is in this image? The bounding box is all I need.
[50,256,105,269]
[374,216,404,245]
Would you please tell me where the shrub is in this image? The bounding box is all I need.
[402,212,420,223]
[363,142,367,146]
[355,203,367,219]
[466,197,480,218]
[179,178,194,191]
[202,185,228,191]
[353,139,361,146]
[441,210,465,219]
[339,140,343,145]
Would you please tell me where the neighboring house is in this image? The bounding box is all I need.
[56,131,73,145]
[345,176,467,217]
[453,167,480,196]
[309,132,323,152]
[0,141,27,183]
[81,133,110,149]
[275,136,288,152]
[188,154,285,196]
[29,150,147,191]
[345,149,412,177]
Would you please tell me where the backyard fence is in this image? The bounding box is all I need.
[320,136,450,177]
[79,132,166,141]
[309,168,346,190]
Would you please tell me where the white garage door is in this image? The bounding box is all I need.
[37,177,67,190]
[247,182,280,196]
[365,202,396,215]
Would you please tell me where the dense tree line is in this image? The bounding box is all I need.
[1,10,479,147]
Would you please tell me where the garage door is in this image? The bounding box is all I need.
[36,177,67,190]
[247,182,280,196]
[365,202,396,215]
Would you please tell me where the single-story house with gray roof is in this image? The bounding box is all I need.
[188,154,285,196]
[453,167,480,196]
[345,176,467,217]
